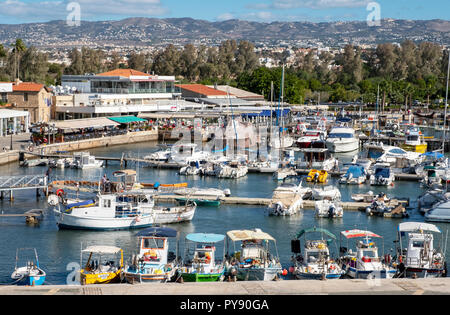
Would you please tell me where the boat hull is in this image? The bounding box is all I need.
[294,271,341,280]
[236,267,282,281]
[402,144,428,154]
[54,210,154,231]
[326,140,359,153]
[123,272,173,283]
[345,267,396,279]
[80,270,122,285]
[181,270,225,282]
[403,267,446,278]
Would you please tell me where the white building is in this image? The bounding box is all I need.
[56,69,183,120]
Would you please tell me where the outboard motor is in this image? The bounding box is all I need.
[328,204,336,218]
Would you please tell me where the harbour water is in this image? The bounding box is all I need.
[0,141,448,285]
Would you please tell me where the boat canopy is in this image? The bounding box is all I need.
[374,167,390,178]
[136,227,179,238]
[113,170,137,177]
[296,227,336,240]
[227,229,275,242]
[186,233,225,243]
[82,246,122,254]
[398,222,441,233]
[345,165,365,178]
[341,230,382,239]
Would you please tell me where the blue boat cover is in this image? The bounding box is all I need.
[186,233,225,243]
[346,165,365,178]
[65,200,95,212]
[375,168,390,178]
[136,227,178,238]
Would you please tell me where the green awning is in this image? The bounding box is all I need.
[108,116,147,124]
[296,227,336,240]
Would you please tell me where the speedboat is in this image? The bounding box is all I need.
[339,164,367,185]
[123,227,180,283]
[394,222,447,278]
[296,130,326,149]
[339,230,396,279]
[79,246,124,285]
[315,199,343,219]
[311,186,341,201]
[216,162,248,179]
[267,179,311,216]
[11,248,46,286]
[273,167,297,181]
[290,227,344,280]
[226,229,283,281]
[325,126,359,153]
[369,163,395,186]
[72,152,104,169]
[425,200,450,223]
[179,233,226,282]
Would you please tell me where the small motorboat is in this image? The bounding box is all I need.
[79,245,124,285]
[290,227,344,280]
[267,179,311,216]
[339,165,367,185]
[123,227,180,283]
[315,198,343,219]
[273,167,297,181]
[11,248,46,286]
[179,233,226,282]
[311,186,341,201]
[393,222,447,278]
[339,230,396,279]
[176,197,221,207]
[369,163,395,186]
[226,229,283,281]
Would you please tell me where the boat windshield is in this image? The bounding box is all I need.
[407,135,419,141]
[412,240,425,248]
[362,250,377,258]
[328,133,354,139]
[367,148,384,159]
[375,168,390,177]
[142,238,165,250]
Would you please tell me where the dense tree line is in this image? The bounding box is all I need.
[0,38,448,108]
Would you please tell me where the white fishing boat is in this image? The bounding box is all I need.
[226,229,283,281]
[179,159,207,176]
[418,189,450,213]
[123,227,180,283]
[394,222,447,278]
[339,230,396,279]
[325,126,359,153]
[267,180,310,216]
[169,143,211,164]
[73,152,104,169]
[290,227,344,280]
[144,148,171,162]
[174,187,231,199]
[369,163,395,186]
[297,148,337,172]
[50,191,196,231]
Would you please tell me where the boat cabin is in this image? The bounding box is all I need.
[139,236,170,265]
[304,240,330,263]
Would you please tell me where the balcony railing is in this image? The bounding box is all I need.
[90,87,181,94]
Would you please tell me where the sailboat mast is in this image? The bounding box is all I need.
[443,51,450,152]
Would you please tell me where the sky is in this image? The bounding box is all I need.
[0,0,448,24]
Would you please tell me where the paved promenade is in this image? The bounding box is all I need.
[0,278,449,295]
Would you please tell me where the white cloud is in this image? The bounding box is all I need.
[271,0,371,9]
[216,13,235,21]
[0,0,168,21]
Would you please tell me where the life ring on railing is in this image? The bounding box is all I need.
[56,189,65,197]
[28,145,34,152]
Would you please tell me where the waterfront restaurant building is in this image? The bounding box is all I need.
[56,69,188,120]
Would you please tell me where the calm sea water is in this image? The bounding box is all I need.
[0,141,448,285]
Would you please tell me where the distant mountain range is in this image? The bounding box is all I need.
[0,17,449,48]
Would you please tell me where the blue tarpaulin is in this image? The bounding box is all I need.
[375,168,390,178]
[346,165,365,178]
[65,200,95,212]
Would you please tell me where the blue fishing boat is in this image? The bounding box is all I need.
[123,227,181,283]
[11,248,46,286]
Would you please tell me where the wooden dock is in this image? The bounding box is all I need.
[154,195,409,211]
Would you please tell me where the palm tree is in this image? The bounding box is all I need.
[10,39,26,81]
[379,79,392,113]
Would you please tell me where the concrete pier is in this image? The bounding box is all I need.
[0,278,448,295]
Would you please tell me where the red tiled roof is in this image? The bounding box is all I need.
[176,84,229,96]
[12,82,45,92]
[97,69,149,77]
